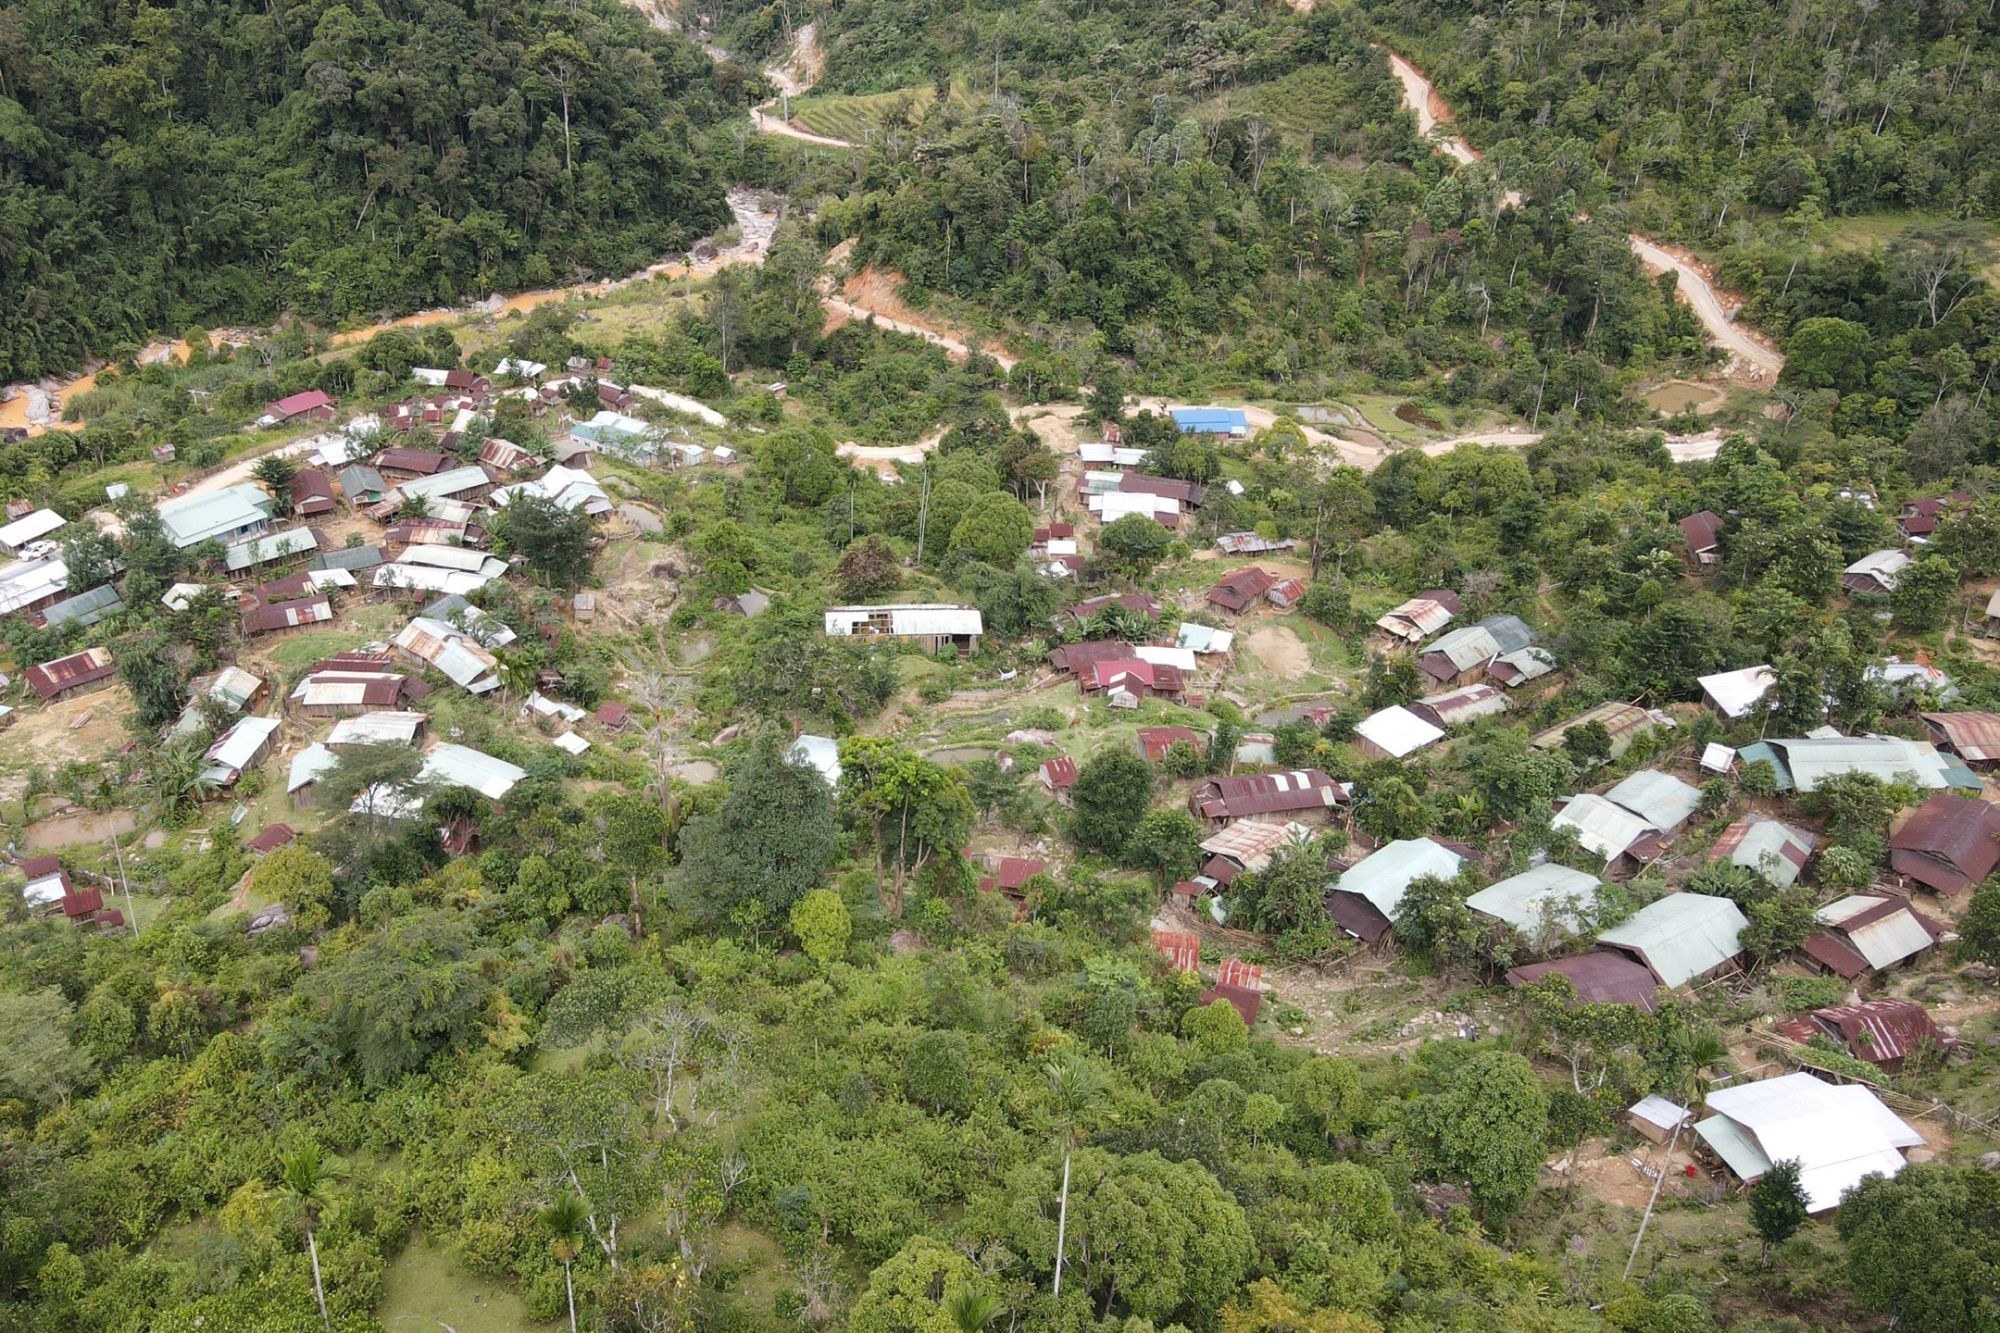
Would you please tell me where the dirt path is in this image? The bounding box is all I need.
[750,24,858,147]
[1382,48,1783,383]
[818,258,1020,369]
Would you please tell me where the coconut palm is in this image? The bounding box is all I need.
[278,1144,336,1331]
[541,1194,588,1333]
[1043,1054,1101,1300]
[145,741,218,817]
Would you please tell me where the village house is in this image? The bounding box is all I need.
[1678,510,1724,565]
[1800,895,1945,979]
[977,856,1048,902]
[1694,1073,1922,1212]
[1061,593,1161,627]
[1552,770,1701,872]
[1889,792,2000,894]
[1372,590,1459,646]
[335,464,389,507]
[262,389,336,426]
[1088,657,1187,707]
[1214,532,1294,556]
[1202,567,1276,616]
[1169,407,1249,438]
[291,468,337,518]
[1176,623,1234,656]
[1353,706,1445,762]
[1530,701,1661,757]
[1188,770,1346,824]
[242,595,334,636]
[491,465,614,517]
[1120,473,1206,509]
[1038,756,1078,803]
[1048,639,1134,677]
[203,716,281,787]
[1697,664,1776,721]
[823,604,984,655]
[1137,726,1204,763]
[393,616,502,694]
[315,544,388,575]
[40,584,125,630]
[1709,814,1816,887]
[1841,549,1910,595]
[287,744,339,805]
[1776,999,1950,1073]
[1505,950,1662,1010]
[224,527,322,574]
[595,702,631,732]
[1740,736,1976,795]
[1324,838,1466,944]
[1897,493,1968,540]
[0,558,72,619]
[372,446,452,480]
[158,484,277,549]
[1918,711,2000,765]
[1408,683,1509,730]
[1199,958,1264,1027]
[20,855,74,908]
[1197,819,1312,888]
[1465,864,1602,943]
[326,711,429,749]
[375,547,509,597]
[27,646,115,700]
[385,464,501,513]
[1416,614,1536,687]
[479,438,540,473]
[0,507,64,556]
[1595,892,1747,988]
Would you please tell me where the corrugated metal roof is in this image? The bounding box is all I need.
[1176,624,1234,654]
[0,507,66,548]
[1375,597,1454,641]
[1040,756,1078,788]
[374,564,494,595]
[1199,819,1307,871]
[1597,892,1747,987]
[1921,711,2000,762]
[242,596,332,632]
[1413,684,1509,727]
[224,527,318,572]
[204,715,279,776]
[1355,706,1444,758]
[1711,815,1815,886]
[1799,1000,1943,1066]
[395,465,494,502]
[1192,770,1345,819]
[27,646,114,698]
[1889,792,2000,893]
[1505,950,1660,1009]
[824,604,984,637]
[1531,701,1655,751]
[395,617,500,692]
[1630,1095,1688,1130]
[0,558,69,615]
[1818,896,1938,970]
[1421,625,1502,673]
[1698,665,1776,719]
[1604,770,1702,833]
[289,743,338,792]
[208,667,265,711]
[1466,864,1601,933]
[399,545,506,576]
[1134,645,1198,672]
[1331,839,1464,920]
[1771,737,1955,792]
[40,583,125,628]
[1702,1073,1921,1211]
[327,711,426,746]
[420,743,526,800]
[1843,549,1910,588]
[1552,794,1655,859]
[158,483,275,546]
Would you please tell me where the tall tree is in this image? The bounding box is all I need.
[278,1144,336,1332]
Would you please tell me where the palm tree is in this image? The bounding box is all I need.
[541,1195,588,1333]
[278,1144,336,1331]
[1043,1054,1101,1301]
[946,1288,1004,1332]
[146,741,218,817]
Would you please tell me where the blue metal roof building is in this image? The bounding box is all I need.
[1170,407,1250,436]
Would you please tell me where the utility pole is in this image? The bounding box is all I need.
[915,464,932,564]
[110,826,137,938]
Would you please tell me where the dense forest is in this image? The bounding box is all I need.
[0,0,747,382]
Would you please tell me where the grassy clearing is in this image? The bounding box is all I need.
[1206,65,1370,141]
[1819,212,2000,282]
[377,1234,561,1333]
[787,81,981,142]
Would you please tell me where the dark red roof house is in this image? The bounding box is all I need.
[27,646,115,700]
[596,702,631,730]
[1205,567,1277,615]
[1505,951,1662,1011]
[59,886,105,923]
[1889,793,2000,895]
[1119,473,1206,507]
[1188,770,1345,821]
[242,596,335,635]
[265,390,336,423]
[1137,726,1204,762]
[246,824,299,855]
[1776,999,1951,1072]
[1049,638,1136,676]
[292,468,337,517]
[372,447,451,478]
[978,856,1048,900]
[1039,756,1079,793]
[1679,510,1724,565]
[1898,494,1970,539]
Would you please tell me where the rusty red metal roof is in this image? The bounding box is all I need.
[60,886,104,919]
[1799,932,1870,979]
[242,596,333,634]
[1200,982,1262,1027]
[1921,712,2000,763]
[1137,727,1203,762]
[1889,793,2000,894]
[1205,566,1276,611]
[1505,951,1661,1011]
[1153,930,1201,972]
[245,824,298,854]
[596,702,630,728]
[1786,999,1948,1066]
[1191,770,1345,820]
[1679,510,1723,553]
[26,646,114,699]
[1049,638,1136,675]
[1039,756,1079,788]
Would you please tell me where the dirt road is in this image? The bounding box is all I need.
[1383,48,1782,381]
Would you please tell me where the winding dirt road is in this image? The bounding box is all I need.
[1383,49,1783,381]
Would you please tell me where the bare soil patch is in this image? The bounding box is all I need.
[1245,625,1311,680]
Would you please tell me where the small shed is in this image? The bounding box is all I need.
[1628,1095,1690,1146]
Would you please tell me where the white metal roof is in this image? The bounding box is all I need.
[1375,597,1454,641]
[1198,819,1309,870]
[1465,864,1601,933]
[373,564,495,596]
[1729,818,1814,886]
[1818,896,1936,970]
[1176,624,1234,654]
[1700,1073,1922,1211]
[1416,684,1510,725]
[1597,892,1748,987]
[1629,1094,1688,1131]
[24,869,68,906]
[203,715,280,779]
[161,581,207,611]
[1698,665,1776,719]
[208,666,265,711]
[395,617,500,692]
[1492,646,1556,684]
[327,711,426,746]
[1133,645,1198,672]
[420,743,526,800]
[396,466,493,502]
[1701,742,1736,772]
[1088,491,1179,519]
[526,691,586,723]
[397,545,507,576]
[1771,737,1955,792]
[1552,794,1655,859]
[0,508,66,548]
[788,734,842,787]
[823,604,984,638]
[1422,625,1501,672]
[1604,770,1702,833]
[1332,839,1464,920]
[553,731,591,755]
[0,558,68,616]
[225,527,318,572]
[1844,549,1911,588]
[1355,706,1444,758]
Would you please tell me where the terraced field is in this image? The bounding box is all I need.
[787,81,982,143]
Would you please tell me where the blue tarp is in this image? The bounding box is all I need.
[1171,407,1249,435]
